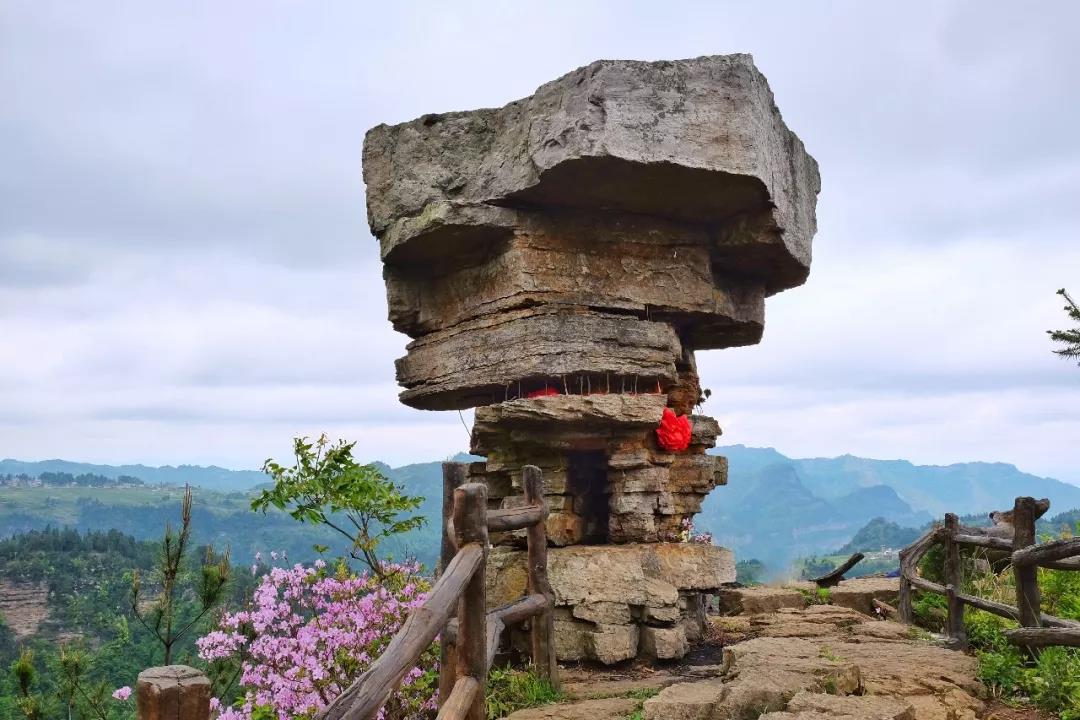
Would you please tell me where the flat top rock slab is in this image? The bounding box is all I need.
[365,54,819,292]
[475,393,667,428]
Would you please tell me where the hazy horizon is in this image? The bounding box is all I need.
[4,443,1079,490]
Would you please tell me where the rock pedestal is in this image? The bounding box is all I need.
[364,54,819,662]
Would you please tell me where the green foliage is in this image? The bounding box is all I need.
[734,559,765,586]
[838,517,920,555]
[797,556,836,581]
[129,485,231,665]
[484,667,562,720]
[917,542,946,585]
[1048,288,1080,365]
[911,591,947,632]
[253,435,425,576]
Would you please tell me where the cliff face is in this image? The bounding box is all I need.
[0,578,49,638]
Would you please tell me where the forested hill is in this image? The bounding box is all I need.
[4,447,1078,572]
[0,458,268,492]
[693,445,1080,567]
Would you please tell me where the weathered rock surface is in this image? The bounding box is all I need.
[784,577,901,616]
[472,399,724,547]
[383,211,766,344]
[717,585,807,615]
[643,601,983,720]
[501,697,639,720]
[0,579,49,639]
[396,307,682,410]
[364,55,819,293]
[487,543,733,664]
[508,595,988,720]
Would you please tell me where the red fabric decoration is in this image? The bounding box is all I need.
[526,387,561,399]
[656,407,692,452]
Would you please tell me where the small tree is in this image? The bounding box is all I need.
[252,434,425,577]
[1048,288,1080,365]
[130,485,232,665]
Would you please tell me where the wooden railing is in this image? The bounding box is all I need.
[897,496,1080,653]
[320,462,557,720]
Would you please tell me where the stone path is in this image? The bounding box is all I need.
[504,580,998,720]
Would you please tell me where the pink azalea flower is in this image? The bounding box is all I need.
[112,686,132,701]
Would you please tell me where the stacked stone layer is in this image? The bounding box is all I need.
[363,54,819,662]
[470,394,726,545]
[487,543,734,664]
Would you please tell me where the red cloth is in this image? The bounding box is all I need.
[656,407,692,452]
[526,387,561,398]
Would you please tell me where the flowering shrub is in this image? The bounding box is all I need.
[678,518,713,545]
[198,559,437,720]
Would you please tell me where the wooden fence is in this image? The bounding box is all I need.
[897,496,1080,653]
[319,462,557,720]
[132,463,556,720]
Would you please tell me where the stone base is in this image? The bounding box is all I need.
[487,542,734,664]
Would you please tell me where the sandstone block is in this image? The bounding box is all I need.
[608,513,658,543]
[552,611,590,662]
[364,55,819,294]
[610,491,659,515]
[609,465,668,493]
[384,215,765,341]
[640,625,689,660]
[573,601,633,626]
[587,624,639,665]
[399,308,681,410]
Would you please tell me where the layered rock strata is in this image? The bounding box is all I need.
[364,54,818,662]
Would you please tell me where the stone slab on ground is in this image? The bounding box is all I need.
[501,697,639,720]
[759,690,915,719]
[716,585,806,615]
[642,601,981,720]
[782,577,901,616]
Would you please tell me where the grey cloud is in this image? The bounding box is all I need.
[2,0,1079,479]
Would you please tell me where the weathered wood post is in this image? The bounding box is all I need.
[438,462,467,707]
[943,513,967,648]
[136,665,210,720]
[522,465,558,689]
[1012,496,1042,653]
[454,483,488,720]
[898,554,914,624]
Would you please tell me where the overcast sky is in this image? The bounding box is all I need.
[2,1,1078,484]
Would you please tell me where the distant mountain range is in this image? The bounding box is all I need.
[694,445,1080,567]
[4,447,1079,572]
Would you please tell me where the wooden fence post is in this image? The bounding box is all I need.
[897,549,913,625]
[438,462,467,708]
[1012,497,1042,653]
[136,666,210,720]
[944,513,967,648]
[522,465,558,689]
[454,483,488,720]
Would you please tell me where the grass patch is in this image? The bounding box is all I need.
[819,645,842,661]
[485,667,563,720]
[794,587,832,606]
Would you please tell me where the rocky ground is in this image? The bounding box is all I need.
[503,578,1036,720]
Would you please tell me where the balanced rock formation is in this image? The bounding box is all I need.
[364,54,819,662]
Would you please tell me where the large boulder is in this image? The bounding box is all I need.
[364,54,819,294]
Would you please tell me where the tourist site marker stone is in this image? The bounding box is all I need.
[364,54,819,663]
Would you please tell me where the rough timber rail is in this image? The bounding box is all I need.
[319,462,558,720]
[896,495,1080,653]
